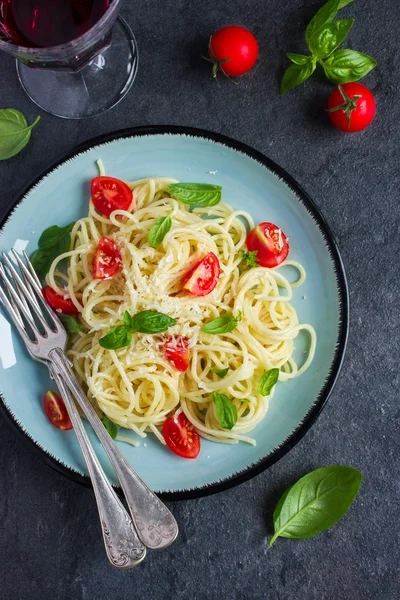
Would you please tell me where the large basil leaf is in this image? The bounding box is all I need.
[269,465,362,546]
[258,368,279,396]
[99,326,132,350]
[308,19,354,58]
[213,392,237,430]
[323,49,376,84]
[305,0,342,46]
[201,312,241,335]
[0,109,40,161]
[126,310,176,334]
[168,183,222,207]
[30,222,75,280]
[280,58,317,95]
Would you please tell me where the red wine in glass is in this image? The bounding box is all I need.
[0,0,111,48]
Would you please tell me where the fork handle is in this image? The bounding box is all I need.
[49,348,178,550]
[50,367,146,568]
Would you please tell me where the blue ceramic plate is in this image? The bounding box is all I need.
[0,126,348,499]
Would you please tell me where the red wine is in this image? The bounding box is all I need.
[0,0,111,48]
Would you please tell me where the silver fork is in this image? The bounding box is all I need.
[0,250,178,555]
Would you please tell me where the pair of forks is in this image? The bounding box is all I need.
[0,249,178,568]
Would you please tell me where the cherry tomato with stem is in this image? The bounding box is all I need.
[92,236,122,279]
[327,83,376,132]
[44,391,73,430]
[206,26,259,81]
[246,222,289,268]
[91,176,133,217]
[162,412,200,459]
[182,252,220,296]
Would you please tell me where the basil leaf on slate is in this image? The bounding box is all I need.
[286,53,311,65]
[210,367,230,378]
[201,311,241,335]
[280,58,317,95]
[308,19,354,58]
[168,183,222,207]
[99,326,132,350]
[128,310,176,334]
[59,314,82,334]
[0,110,40,161]
[148,212,173,248]
[101,415,118,439]
[323,49,377,84]
[30,222,75,280]
[213,392,238,430]
[258,368,279,396]
[269,466,362,546]
[306,0,342,46]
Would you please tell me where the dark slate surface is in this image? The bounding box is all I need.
[0,0,399,598]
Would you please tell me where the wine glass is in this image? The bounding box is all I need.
[0,0,138,119]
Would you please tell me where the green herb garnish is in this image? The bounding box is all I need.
[201,311,241,335]
[101,415,118,439]
[281,0,376,94]
[59,314,82,335]
[210,366,230,378]
[0,109,40,161]
[213,392,238,430]
[148,212,173,248]
[99,309,176,350]
[239,249,259,268]
[258,368,280,396]
[269,465,362,546]
[168,183,222,207]
[99,326,132,350]
[30,222,75,280]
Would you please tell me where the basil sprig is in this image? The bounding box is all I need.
[239,249,259,268]
[201,311,241,335]
[258,368,280,396]
[281,0,376,94]
[270,465,362,546]
[30,222,75,280]
[168,183,222,207]
[210,366,230,378]
[148,212,172,248]
[0,109,40,161]
[101,415,118,439]
[213,392,237,430]
[59,314,82,335]
[99,309,176,350]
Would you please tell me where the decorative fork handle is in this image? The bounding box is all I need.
[50,367,146,569]
[49,348,179,550]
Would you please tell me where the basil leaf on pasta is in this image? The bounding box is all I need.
[258,368,280,396]
[201,311,241,334]
[128,310,176,334]
[213,392,237,430]
[101,415,118,439]
[210,367,230,378]
[168,183,222,206]
[148,212,173,248]
[59,314,82,334]
[99,326,132,350]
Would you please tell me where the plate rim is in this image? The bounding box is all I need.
[0,125,349,500]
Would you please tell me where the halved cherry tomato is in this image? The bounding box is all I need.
[43,286,78,315]
[91,176,133,217]
[44,391,73,430]
[165,337,190,372]
[162,412,200,459]
[92,236,122,279]
[246,222,289,268]
[182,252,220,296]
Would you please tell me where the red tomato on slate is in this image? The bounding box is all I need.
[162,413,200,459]
[208,26,259,78]
[44,391,73,430]
[246,222,289,268]
[327,83,376,132]
[91,176,133,217]
[182,252,220,296]
[164,337,190,372]
[92,236,122,279]
[42,286,78,314]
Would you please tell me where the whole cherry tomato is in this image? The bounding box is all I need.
[327,83,376,132]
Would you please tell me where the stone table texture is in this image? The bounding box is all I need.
[0,0,399,599]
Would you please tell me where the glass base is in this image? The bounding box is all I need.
[16,17,138,119]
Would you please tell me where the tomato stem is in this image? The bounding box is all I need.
[202,36,238,86]
[327,85,362,129]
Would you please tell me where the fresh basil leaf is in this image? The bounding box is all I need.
[258,368,279,396]
[309,19,354,58]
[269,466,362,546]
[30,249,52,280]
[306,0,341,47]
[210,366,230,378]
[38,223,75,249]
[286,53,311,65]
[128,310,176,334]
[338,0,355,8]
[280,58,317,95]
[59,314,81,334]
[239,249,259,268]
[101,415,118,439]
[201,311,241,335]
[323,49,376,84]
[99,326,132,350]
[0,110,40,161]
[168,183,222,207]
[148,212,173,248]
[123,310,135,330]
[213,392,238,430]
